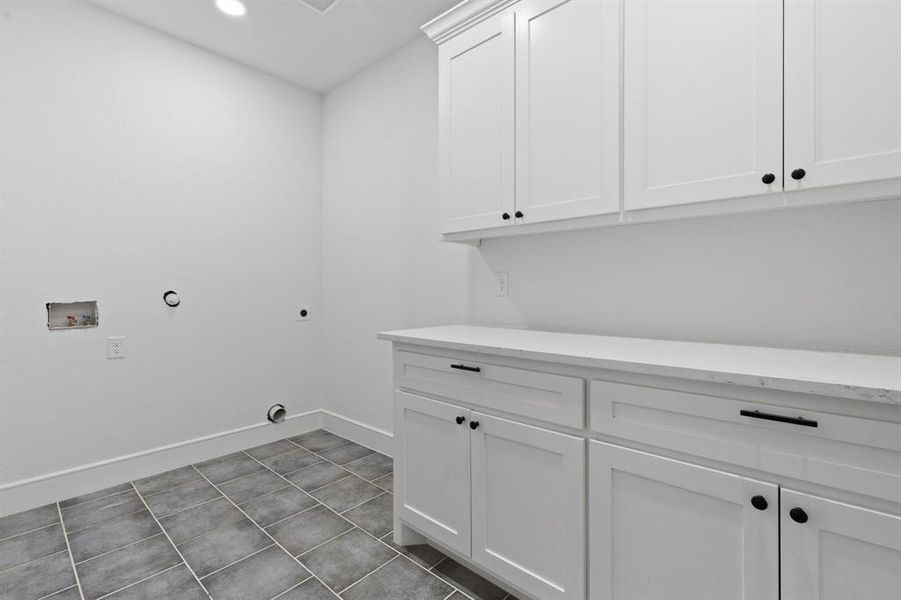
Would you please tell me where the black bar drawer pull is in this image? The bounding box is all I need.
[450,363,481,373]
[740,409,818,428]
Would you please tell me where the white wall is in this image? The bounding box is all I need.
[0,0,322,500]
[320,37,474,434]
[471,199,901,355]
[321,38,901,440]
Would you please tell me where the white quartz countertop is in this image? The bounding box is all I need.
[378,325,901,405]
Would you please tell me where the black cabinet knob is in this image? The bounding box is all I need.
[761,173,776,185]
[751,495,768,511]
[455,416,465,425]
[470,421,480,430]
[791,168,806,180]
[514,211,524,218]
[501,212,511,220]
[789,507,808,524]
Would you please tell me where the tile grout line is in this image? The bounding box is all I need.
[196,542,277,581]
[254,498,321,530]
[278,439,477,594]
[338,553,404,597]
[72,532,166,567]
[36,584,79,599]
[237,450,407,595]
[0,549,71,577]
[0,520,61,544]
[188,464,346,600]
[63,506,149,536]
[55,503,86,600]
[93,563,185,600]
[249,440,475,598]
[129,482,213,599]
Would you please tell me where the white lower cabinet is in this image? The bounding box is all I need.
[394,391,471,556]
[394,391,586,600]
[589,441,779,600]
[590,441,901,600]
[471,413,585,600]
[781,489,901,600]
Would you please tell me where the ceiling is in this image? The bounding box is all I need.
[89,0,458,92]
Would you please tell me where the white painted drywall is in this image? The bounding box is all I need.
[471,199,901,355]
[0,0,322,496]
[320,37,475,434]
[321,38,900,438]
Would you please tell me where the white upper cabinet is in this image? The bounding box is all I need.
[426,0,901,238]
[624,0,783,210]
[784,0,901,191]
[439,13,516,233]
[781,489,901,600]
[514,0,620,224]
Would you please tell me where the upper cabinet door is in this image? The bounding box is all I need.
[781,489,901,600]
[514,0,620,224]
[471,413,585,600]
[394,391,472,557]
[439,13,516,234]
[589,441,779,600]
[784,0,901,191]
[624,0,783,211]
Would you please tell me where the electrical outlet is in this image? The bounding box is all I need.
[107,336,125,359]
[496,272,510,297]
[297,305,311,321]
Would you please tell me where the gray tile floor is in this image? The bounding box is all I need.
[0,430,517,600]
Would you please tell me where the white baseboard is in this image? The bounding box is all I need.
[0,409,394,518]
[0,411,322,517]
[319,410,394,457]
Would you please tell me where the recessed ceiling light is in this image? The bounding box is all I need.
[215,0,246,18]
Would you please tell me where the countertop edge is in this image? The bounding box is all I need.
[377,331,901,405]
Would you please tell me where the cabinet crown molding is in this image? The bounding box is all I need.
[421,0,519,44]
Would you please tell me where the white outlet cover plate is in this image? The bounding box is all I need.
[107,336,125,359]
[496,272,510,297]
[297,305,311,321]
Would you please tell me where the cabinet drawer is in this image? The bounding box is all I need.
[395,351,584,428]
[590,380,901,503]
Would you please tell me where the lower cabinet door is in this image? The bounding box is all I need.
[470,412,585,600]
[589,441,778,600]
[394,391,471,556]
[781,489,901,600]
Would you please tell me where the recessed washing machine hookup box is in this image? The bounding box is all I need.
[46,301,99,330]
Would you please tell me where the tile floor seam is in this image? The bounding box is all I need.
[259,501,321,531]
[292,524,359,559]
[139,476,203,499]
[247,442,305,463]
[154,495,225,522]
[72,532,165,566]
[269,577,313,600]
[0,549,69,577]
[164,511,250,548]
[92,562,187,600]
[189,463,345,599]
[337,490,389,516]
[196,542,275,581]
[37,584,80,600]
[63,506,148,535]
[244,444,472,600]
[335,552,403,596]
[0,520,61,544]
[128,482,212,599]
[58,486,132,510]
[55,503,86,600]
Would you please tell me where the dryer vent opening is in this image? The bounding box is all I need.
[267,404,286,424]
